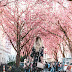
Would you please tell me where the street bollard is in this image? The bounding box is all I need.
[3,65,5,72]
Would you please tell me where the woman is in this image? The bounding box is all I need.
[30,36,44,72]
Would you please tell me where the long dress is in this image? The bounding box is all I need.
[30,46,44,72]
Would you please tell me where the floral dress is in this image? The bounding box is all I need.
[30,46,44,72]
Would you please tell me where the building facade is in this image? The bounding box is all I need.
[0,27,16,65]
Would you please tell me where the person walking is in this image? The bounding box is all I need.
[30,36,44,72]
[48,63,50,70]
[50,63,54,72]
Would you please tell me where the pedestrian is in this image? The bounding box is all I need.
[30,36,44,72]
[50,63,54,72]
[48,63,50,70]
[44,61,48,72]
[7,66,12,72]
[56,62,58,71]
[53,62,56,72]
[45,61,48,68]
[49,63,51,71]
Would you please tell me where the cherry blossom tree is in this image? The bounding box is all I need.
[0,0,72,66]
[24,0,72,59]
[0,0,37,67]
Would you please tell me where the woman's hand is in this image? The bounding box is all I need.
[40,56,44,64]
[29,56,34,63]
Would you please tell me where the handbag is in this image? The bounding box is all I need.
[37,48,44,69]
[24,59,30,68]
[37,62,44,69]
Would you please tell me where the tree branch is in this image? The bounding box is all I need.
[57,1,72,14]
[58,44,65,58]
[20,38,30,51]
[0,0,15,7]
[40,26,62,38]
[21,28,33,41]
[1,24,17,51]
[58,20,71,42]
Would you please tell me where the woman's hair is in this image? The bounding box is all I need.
[34,36,43,52]
[36,36,41,42]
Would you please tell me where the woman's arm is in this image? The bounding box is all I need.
[40,47,44,64]
[40,56,43,63]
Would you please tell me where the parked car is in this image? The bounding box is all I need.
[67,62,72,71]
[70,63,72,71]
[62,58,72,71]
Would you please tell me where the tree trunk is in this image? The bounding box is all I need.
[16,51,20,67]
